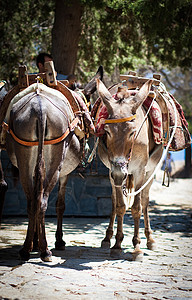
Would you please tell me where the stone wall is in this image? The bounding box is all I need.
[1,148,112,217]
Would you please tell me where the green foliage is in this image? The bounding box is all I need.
[129,0,192,69]
[0,0,192,85]
[78,0,192,80]
[0,0,54,84]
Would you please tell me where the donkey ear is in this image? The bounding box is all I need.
[130,79,153,110]
[83,65,104,96]
[96,78,116,113]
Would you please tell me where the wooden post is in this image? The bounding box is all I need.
[44,61,57,86]
[128,71,137,76]
[18,65,29,90]
[153,74,161,80]
[120,74,160,89]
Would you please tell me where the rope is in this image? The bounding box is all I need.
[87,137,99,163]
[134,95,156,140]
[125,86,178,197]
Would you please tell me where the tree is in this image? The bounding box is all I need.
[76,0,192,78]
[0,0,54,85]
[52,0,83,75]
[1,0,192,82]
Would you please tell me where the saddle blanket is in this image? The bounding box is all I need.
[95,93,163,145]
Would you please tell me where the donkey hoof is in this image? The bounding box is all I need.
[32,243,39,252]
[147,241,156,251]
[132,250,143,262]
[19,248,30,261]
[110,247,122,258]
[101,240,110,249]
[40,250,52,262]
[55,240,66,250]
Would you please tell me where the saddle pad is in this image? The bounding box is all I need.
[143,97,163,144]
[4,83,74,123]
[164,93,191,151]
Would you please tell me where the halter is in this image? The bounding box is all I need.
[104,114,136,163]
[105,114,136,124]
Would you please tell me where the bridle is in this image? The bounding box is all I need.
[104,114,136,124]
[104,114,137,163]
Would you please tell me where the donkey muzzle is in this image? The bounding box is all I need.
[110,158,128,187]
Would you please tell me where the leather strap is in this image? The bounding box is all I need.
[105,114,136,124]
[2,117,79,146]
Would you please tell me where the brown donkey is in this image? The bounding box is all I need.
[96,79,163,260]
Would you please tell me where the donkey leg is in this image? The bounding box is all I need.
[55,175,68,250]
[16,169,36,260]
[110,187,126,256]
[131,192,143,258]
[0,157,8,227]
[32,222,39,251]
[142,179,156,250]
[101,184,116,249]
[37,195,52,262]
[38,169,63,260]
[19,202,36,261]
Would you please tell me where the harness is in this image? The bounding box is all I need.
[105,115,136,124]
[104,114,137,163]
[2,91,79,146]
[2,118,79,146]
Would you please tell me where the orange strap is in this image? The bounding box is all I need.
[105,114,136,124]
[2,117,79,146]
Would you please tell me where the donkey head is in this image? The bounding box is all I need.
[82,66,103,101]
[97,78,153,186]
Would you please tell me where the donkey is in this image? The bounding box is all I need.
[96,79,163,259]
[2,67,102,261]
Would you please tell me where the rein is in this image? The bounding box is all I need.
[134,95,156,140]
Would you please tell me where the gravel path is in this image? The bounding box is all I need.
[0,175,192,299]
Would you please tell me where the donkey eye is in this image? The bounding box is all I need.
[129,119,135,123]
[104,125,111,137]
[105,129,111,136]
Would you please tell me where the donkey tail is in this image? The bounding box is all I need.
[33,96,46,214]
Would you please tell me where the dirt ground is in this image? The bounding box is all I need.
[0,164,192,299]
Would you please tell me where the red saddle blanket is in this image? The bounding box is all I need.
[164,93,191,151]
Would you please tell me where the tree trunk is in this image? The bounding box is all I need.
[52,0,83,76]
